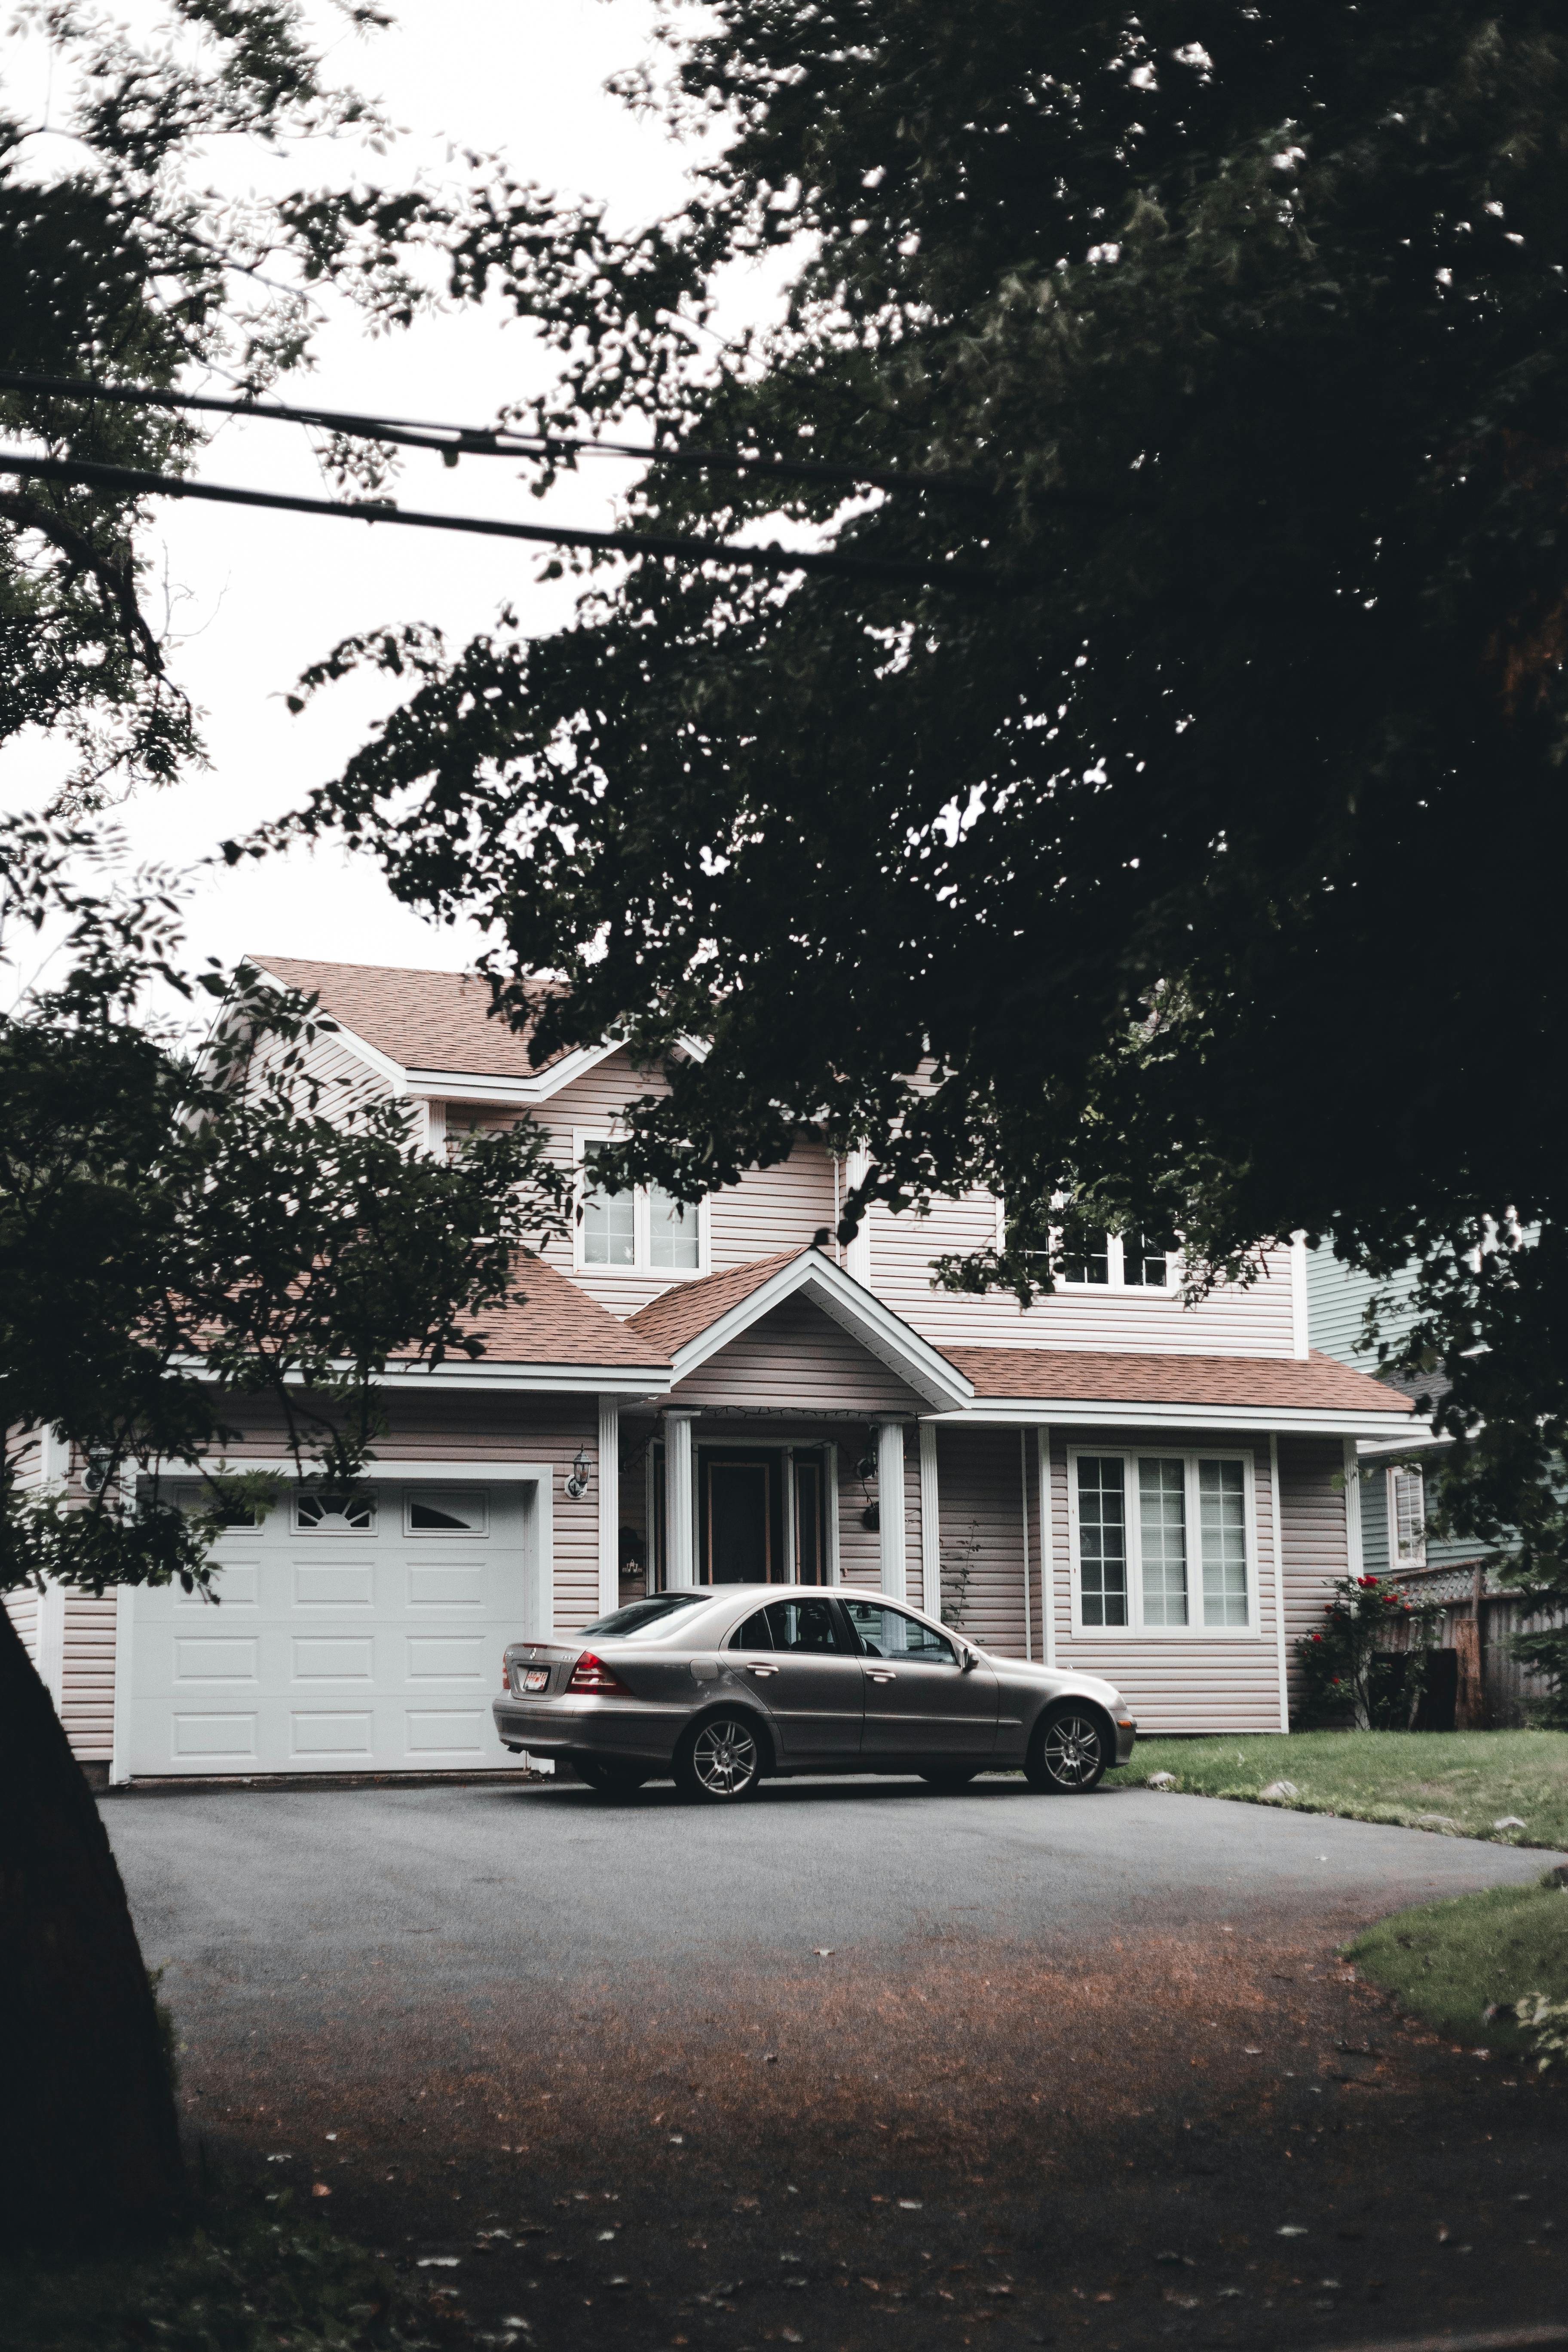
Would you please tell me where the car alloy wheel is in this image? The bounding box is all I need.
[1027,1707,1106,1794]
[677,1712,763,1803]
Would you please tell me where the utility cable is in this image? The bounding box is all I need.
[0,370,984,497]
[0,446,1000,591]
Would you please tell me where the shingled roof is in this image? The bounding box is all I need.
[398,1253,671,1371]
[944,1346,1414,1416]
[625,1250,809,1354]
[249,956,571,1083]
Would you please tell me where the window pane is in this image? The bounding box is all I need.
[294,1490,376,1534]
[1060,1220,1110,1285]
[763,1597,855,1655]
[841,1599,956,1666]
[407,1487,488,1534]
[1121,1234,1170,1288]
[1139,1458,1188,1626]
[1076,1456,1128,1626]
[1393,1469,1426,1566]
[582,1145,635,1266]
[649,1181,700,1269]
[1199,1460,1249,1625]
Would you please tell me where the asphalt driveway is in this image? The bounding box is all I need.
[107,1775,1568,2351]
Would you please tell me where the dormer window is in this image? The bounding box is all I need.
[576,1135,707,1276]
[1060,1224,1172,1290]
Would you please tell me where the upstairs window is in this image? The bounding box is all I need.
[1059,1227,1173,1289]
[1390,1467,1427,1568]
[576,1134,707,1276]
[1071,1450,1254,1632]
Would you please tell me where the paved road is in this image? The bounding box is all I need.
[108,1776,1568,2352]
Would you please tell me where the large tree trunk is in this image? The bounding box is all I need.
[0,1596,186,2245]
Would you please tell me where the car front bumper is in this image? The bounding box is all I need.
[1113,1718,1138,1766]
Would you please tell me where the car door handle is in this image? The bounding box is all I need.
[747,1663,779,1677]
[867,1670,897,1684]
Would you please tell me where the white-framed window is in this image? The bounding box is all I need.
[1067,1447,1256,1633]
[574,1133,709,1277]
[1390,1467,1427,1568]
[293,1490,377,1535]
[404,1487,489,1536]
[1058,1226,1174,1289]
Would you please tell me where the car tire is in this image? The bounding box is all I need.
[573,1758,649,1798]
[1024,1706,1108,1795]
[673,1710,766,1804]
[919,1767,980,1792]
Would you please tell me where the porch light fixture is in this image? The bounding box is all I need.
[565,1446,591,1501]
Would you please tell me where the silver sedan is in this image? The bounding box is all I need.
[494,1584,1137,1803]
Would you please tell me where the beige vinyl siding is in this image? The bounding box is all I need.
[1040,1426,1286,1733]
[5,1586,40,1667]
[836,1430,882,1591]
[60,1594,116,1760]
[904,1435,928,1614]
[191,1390,603,1635]
[934,1425,1032,1658]
[868,1202,1299,1357]
[1277,1435,1352,1721]
[667,1297,927,1415]
[245,1014,398,1127]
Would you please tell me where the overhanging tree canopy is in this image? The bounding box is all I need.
[262,1,1568,1568]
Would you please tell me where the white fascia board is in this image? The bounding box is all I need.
[146,1456,554,1482]
[171,1354,672,1397]
[667,1253,974,1411]
[403,1041,621,1105]
[1355,1427,1448,1457]
[926,1398,1427,1436]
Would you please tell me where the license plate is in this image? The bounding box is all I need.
[523,1667,550,1693]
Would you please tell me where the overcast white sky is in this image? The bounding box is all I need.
[2,1,748,989]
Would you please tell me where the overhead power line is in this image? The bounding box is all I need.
[0,370,983,497]
[0,446,998,591]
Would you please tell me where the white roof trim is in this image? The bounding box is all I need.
[665,1251,975,1411]
[245,962,623,1106]
[927,1397,1426,1436]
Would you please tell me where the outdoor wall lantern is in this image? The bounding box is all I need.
[565,1446,592,1501]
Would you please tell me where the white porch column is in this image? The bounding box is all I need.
[597,1397,620,1617]
[918,1422,940,1617]
[1342,1435,1364,1577]
[1036,1426,1056,1666]
[665,1412,698,1586]
[877,1420,907,1600]
[1291,1232,1310,1359]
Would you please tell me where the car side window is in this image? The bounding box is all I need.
[841,1599,958,1667]
[762,1598,855,1656]
[730,1609,774,1651]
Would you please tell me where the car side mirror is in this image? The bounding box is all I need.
[959,1645,978,1673]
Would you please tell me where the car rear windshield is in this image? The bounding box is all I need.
[578,1594,712,1642]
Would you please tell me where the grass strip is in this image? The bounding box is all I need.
[1121,1727,1568,1847]
[1,2186,438,2352]
[1348,1874,1568,2059]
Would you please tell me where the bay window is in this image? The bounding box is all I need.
[1070,1449,1255,1632]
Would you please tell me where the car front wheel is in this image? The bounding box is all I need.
[1025,1706,1107,1794]
[674,1712,765,1803]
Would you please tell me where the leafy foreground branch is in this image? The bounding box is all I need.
[1127,1730,1568,1851]
[1,2183,444,2352]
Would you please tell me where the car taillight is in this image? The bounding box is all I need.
[568,1650,631,1696]
[501,1652,512,1693]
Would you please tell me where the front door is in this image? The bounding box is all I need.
[839,1597,999,1761]
[699,1449,790,1582]
[729,1594,864,1763]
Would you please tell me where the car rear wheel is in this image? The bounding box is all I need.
[573,1758,649,1798]
[1025,1706,1107,1794]
[674,1712,765,1803]
[919,1767,980,1792]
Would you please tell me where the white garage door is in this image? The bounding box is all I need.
[126,1477,545,1776]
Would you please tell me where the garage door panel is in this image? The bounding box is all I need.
[130,1482,535,1775]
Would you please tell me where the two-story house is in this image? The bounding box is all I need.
[14,959,1415,1783]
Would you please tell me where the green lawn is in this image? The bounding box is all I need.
[1,2190,435,2352]
[1348,1876,1568,2061]
[1121,1727,1568,1847]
